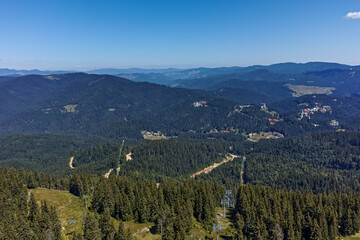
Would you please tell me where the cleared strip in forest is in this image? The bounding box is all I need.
[126,152,133,161]
[104,168,113,178]
[69,156,75,169]
[191,154,239,178]
[240,156,246,185]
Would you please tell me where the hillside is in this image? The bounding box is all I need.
[0,73,287,138]
[0,74,81,121]
[30,188,159,240]
[199,131,360,193]
[0,73,208,135]
[175,68,360,103]
[211,87,275,104]
[167,62,359,82]
[0,76,15,83]
[0,134,106,173]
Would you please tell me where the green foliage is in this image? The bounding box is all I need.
[0,73,207,135]
[0,167,62,239]
[114,221,132,240]
[201,131,360,193]
[89,177,224,233]
[234,185,360,239]
[121,139,228,178]
[245,131,360,193]
[83,213,101,240]
[0,134,105,173]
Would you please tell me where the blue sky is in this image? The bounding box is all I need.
[0,0,359,70]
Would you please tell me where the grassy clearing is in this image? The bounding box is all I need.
[285,84,336,97]
[144,135,167,140]
[340,233,360,240]
[62,104,78,113]
[247,131,277,142]
[30,188,161,240]
[30,188,85,239]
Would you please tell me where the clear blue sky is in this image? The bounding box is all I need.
[0,0,359,70]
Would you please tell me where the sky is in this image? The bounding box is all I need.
[0,0,360,70]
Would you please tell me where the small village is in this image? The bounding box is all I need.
[193,100,208,107]
[268,118,283,125]
[299,104,332,120]
[141,130,168,140]
[330,119,339,127]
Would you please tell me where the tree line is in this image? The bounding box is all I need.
[0,167,62,239]
[234,185,360,239]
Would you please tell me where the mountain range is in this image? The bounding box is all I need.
[1,67,360,140]
[1,61,359,79]
[2,62,360,239]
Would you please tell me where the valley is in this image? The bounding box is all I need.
[3,0,360,238]
[2,63,360,239]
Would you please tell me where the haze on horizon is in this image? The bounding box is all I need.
[1,0,360,70]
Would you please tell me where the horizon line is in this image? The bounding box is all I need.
[0,61,359,72]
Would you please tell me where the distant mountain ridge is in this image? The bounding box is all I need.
[2,61,359,80]
[0,68,73,76]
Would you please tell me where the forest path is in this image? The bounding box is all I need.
[69,156,75,169]
[126,152,133,161]
[240,156,246,185]
[191,154,239,178]
[104,168,113,178]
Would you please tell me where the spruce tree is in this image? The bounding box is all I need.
[99,208,116,240]
[83,213,101,240]
[114,221,132,240]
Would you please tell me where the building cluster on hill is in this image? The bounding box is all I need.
[330,119,339,127]
[193,100,208,107]
[268,118,283,125]
[141,130,166,139]
[273,131,285,138]
[247,131,285,142]
[299,105,332,120]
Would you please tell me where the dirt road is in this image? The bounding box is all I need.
[240,156,246,185]
[191,154,239,178]
[104,169,113,178]
[69,156,75,169]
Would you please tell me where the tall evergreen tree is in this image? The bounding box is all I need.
[99,208,116,240]
[83,213,101,240]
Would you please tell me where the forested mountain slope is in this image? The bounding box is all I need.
[176,68,360,104]
[0,134,106,173]
[0,73,208,134]
[0,74,90,121]
[0,73,283,138]
[200,131,360,193]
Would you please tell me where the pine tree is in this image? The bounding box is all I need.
[39,200,52,238]
[73,231,84,240]
[309,218,322,240]
[114,221,132,240]
[340,209,354,236]
[235,212,245,239]
[49,206,62,240]
[99,208,116,240]
[28,193,40,223]
[83,213,101,240]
